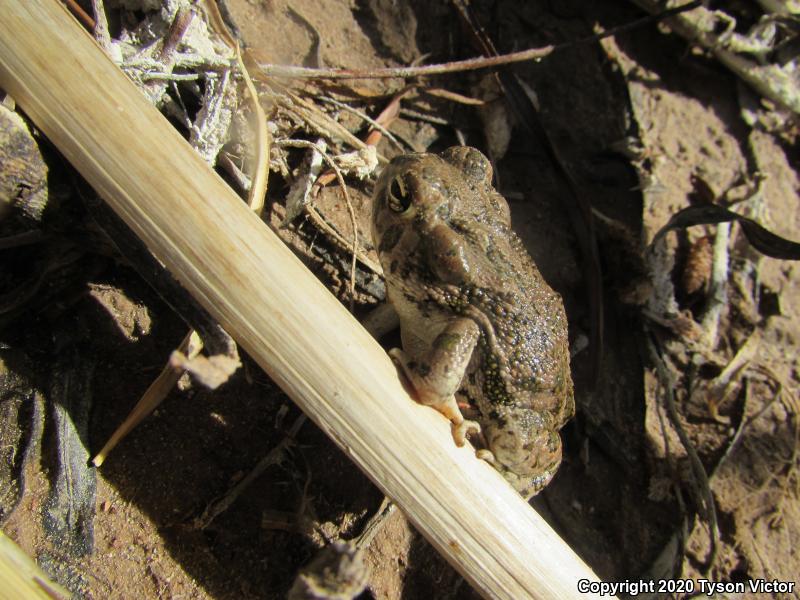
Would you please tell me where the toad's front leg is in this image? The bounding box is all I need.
[389,318,481,446]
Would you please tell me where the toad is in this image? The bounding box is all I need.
[372,146,574,498]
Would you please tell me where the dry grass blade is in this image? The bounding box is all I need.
[92,331,196,467]
[203,0,269,215]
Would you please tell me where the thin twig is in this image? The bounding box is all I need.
[399,107,451,126]
[274,139,359,309]
[63,0,95,30]
[646,335,719,573]
[159,5,195,61]
[256,1,701,80]
[133,72,202,81]
[353,497,396,549]
[258,45,555,79]
[648,390,689,581]
[280,92,380,160]
[709,379,751,479]
[304,205,383,276]
[318,96,409,152]
[424,87,485,106]
[196,413,307,529]
[701,329,761,421]
[710,363,791,483]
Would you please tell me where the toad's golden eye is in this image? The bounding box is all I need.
[387,175,412,213]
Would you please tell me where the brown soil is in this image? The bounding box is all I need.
[2,1,799,599]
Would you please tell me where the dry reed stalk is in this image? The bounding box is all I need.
[0,2,608,598]
[0,532,68,599]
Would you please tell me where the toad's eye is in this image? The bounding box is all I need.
[387,175,412,213]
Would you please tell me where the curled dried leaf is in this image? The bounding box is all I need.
[652,204,800,260]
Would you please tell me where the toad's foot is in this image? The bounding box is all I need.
[476,449,496,464]
[389,348,480,446]
[433,392,481,446]
[453,418,481,447]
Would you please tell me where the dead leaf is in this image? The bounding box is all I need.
[653,204,800,260]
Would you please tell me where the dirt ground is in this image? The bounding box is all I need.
[1,1,799,599]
